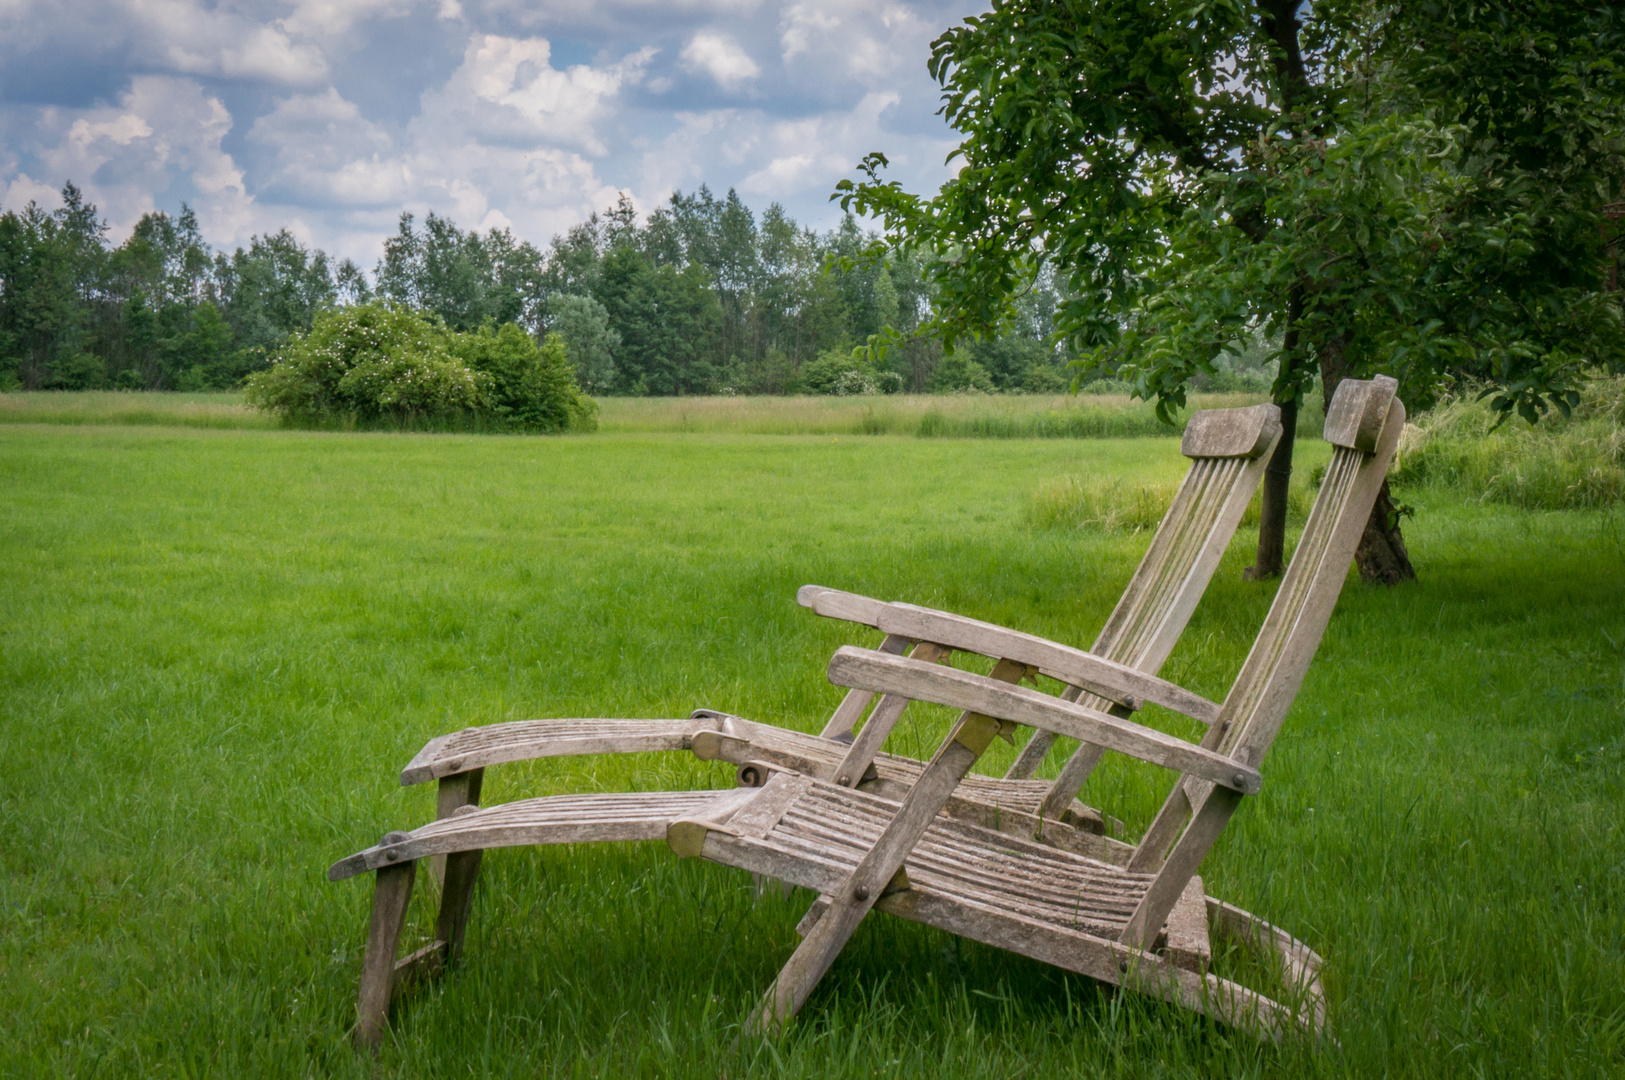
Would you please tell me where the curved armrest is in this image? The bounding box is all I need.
[877,604,1220,725]
[798,585,1220,726]
[826,646,1259,794]
[797,585,887,628]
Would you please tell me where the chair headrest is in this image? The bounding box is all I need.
[1323,375,1399,452]
[1179,402,1283,459]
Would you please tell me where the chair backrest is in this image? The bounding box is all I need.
[1118,376,1405,946]
[1009,403,1282,786]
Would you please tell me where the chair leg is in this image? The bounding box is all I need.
[435,846,483,968]
[355,856,417,1052]
[431,768,483,887]
[748,886,876,1036]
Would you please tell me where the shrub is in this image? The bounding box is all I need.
[929,353,995,393]
[799,349,902,395]
[245,304,595,432]
[458,324,597,432]
[244,305,483,423]
[1392,376,1625,510]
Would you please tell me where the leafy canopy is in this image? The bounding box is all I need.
[838,0,1625,423]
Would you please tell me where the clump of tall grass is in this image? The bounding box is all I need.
[1392,376,1625,510]
[1028,477,1179,532]
[1030,473,1313,533]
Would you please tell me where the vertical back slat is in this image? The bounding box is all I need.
[1117,378,1404,948]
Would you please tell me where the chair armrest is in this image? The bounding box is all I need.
[826,647,1259,794]
[797,585,888,628]
[876,604,1221,725]
[797,586,1219,725]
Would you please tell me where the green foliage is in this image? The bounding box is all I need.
[458,324,598,433]
[1393,375,1625,509]
[838,0,1625,423]
[0,183,104,389]
[798,349,903,395]
[929,352,995,393]
[213,229,337,367]
[376,212,545,332]
[244,305,592,432]
[546,293,619,394]
[595,247,724,395]
[243,304,486,424]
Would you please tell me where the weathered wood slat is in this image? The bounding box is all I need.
[400,718,715,785]
[1122,379,1406,947]
[327,789,755,880]
[827,648,1261,794]
[875,604,1221,723]
[355,856,415,1051]
[1180,402,1282,459]
[818,633,912,739]
[801,586,888,628]
[832,641,950,785]
[1161,875,1211,973]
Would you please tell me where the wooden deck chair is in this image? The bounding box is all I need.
[395,403,1283,862]
[329,378,1402,1047]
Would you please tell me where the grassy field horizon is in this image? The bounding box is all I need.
[1,415,1621,1077]
[0,388,1314,439]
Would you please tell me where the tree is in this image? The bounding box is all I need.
[546,293,619,394]
[839,0,1625,580]
[215,230,337,383]
[594,246,723,395]
[376,213,546,333]
[0,184,106,389]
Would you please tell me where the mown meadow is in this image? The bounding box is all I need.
[1,396,1621,1078]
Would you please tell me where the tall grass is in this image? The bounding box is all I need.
[0,390,274,429]
[1393,376,1625,510]
[1,389,1331,440]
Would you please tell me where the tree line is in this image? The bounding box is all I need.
[0,184,1091,397]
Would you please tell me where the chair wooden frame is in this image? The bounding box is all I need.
[329,378,1404,1049]
[396,403,1283,863]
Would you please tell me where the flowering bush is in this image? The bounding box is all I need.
[245,304,594,432]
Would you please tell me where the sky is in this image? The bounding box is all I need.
[0,0,977,268]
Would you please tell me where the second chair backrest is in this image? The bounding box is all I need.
[1117,376,1405,948]
[1010,403,1283,814]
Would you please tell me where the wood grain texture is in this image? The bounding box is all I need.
[818,633,912,738]
[1323,374,1398,451]
[355,857,415,1052]
[804,587,889,628]
[1122,380,1407,947]
[827,647,1261,794]
[1180,403,1283,459]
[876,604,1221,722]
[430,768,483,886]
[400,718,714,785]
[832,641,950,785]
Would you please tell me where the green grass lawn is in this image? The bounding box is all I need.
[1,420,1621,1078]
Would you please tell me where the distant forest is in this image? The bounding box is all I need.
[0,183,1131,397]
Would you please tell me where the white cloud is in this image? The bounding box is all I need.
[132,0,328,85]
[1,1,965,263]
[7,76,263,244]
[417,35,654,156]
[281,0,416,39]
[681,32,760,89]
[779,4,838,61]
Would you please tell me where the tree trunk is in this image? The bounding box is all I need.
[1246,285,1305,580]
[1244,395,1298,580]
[1320,349,1416,583]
